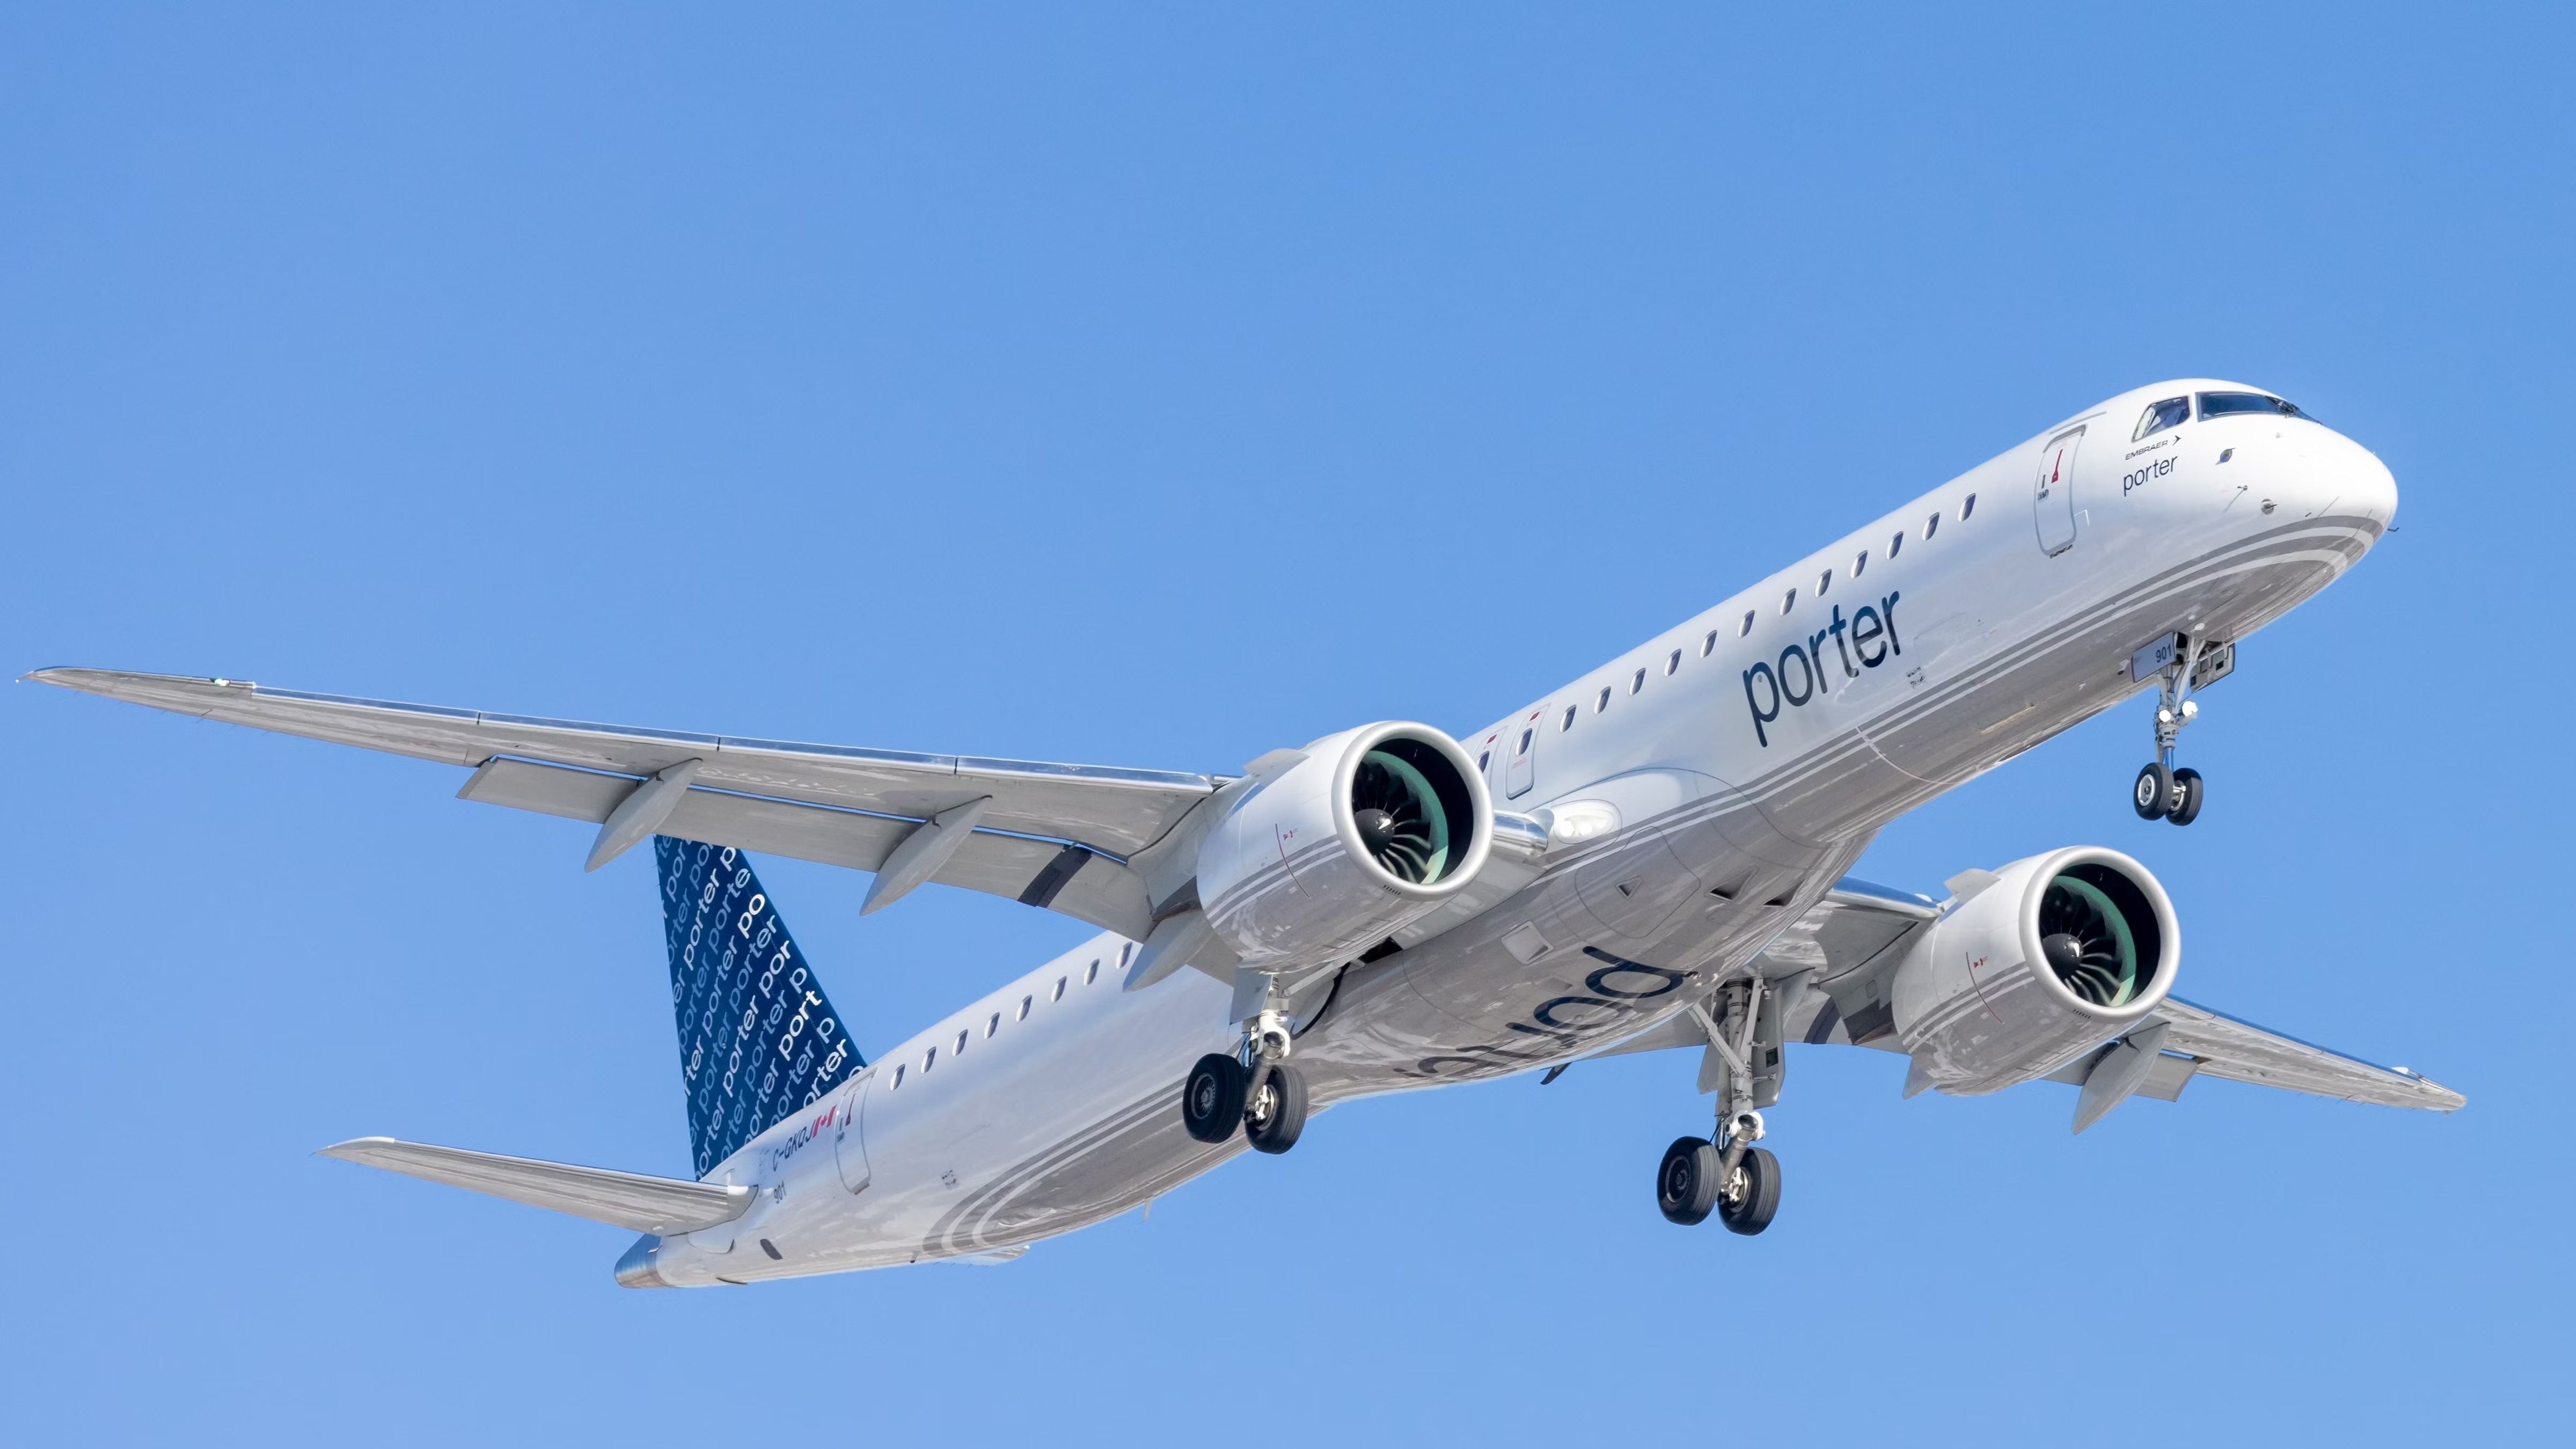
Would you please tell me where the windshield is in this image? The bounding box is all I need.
[2133,396,2190,441]
[2197,391,2312,423]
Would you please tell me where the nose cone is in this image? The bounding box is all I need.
[2261,423,2398,532]
[2324,430,2400,530]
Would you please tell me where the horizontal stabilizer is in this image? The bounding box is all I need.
[318,1137,753,1235]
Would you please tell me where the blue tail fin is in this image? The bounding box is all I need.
[654,838,864,1177]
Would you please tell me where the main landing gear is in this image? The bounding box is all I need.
[1181,1006,1309,1154]
[1657,974,1784,1234]
[2132,649,2208,826]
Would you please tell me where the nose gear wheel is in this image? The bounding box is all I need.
[2133,641,2218,826]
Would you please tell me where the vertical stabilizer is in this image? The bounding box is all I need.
[654,838,863,1177]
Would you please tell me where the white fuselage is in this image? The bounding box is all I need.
[627,379,2397,1286]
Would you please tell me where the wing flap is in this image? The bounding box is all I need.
[457,756,1154,936]
[318,1137,752,1235]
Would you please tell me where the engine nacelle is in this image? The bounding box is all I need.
[1891,846,2178,1094]
[1197,722,1493,972]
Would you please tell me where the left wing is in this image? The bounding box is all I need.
[28,668,1224,938]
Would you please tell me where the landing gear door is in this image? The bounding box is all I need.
[2035,425,2083,556]
[832,1073,872,1194]
[1504,707,1546,800]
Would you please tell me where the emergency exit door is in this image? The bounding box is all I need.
[1504,707,1546,799]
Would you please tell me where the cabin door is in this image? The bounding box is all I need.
[2035,426,2084,555]
[833,1074,873,1193]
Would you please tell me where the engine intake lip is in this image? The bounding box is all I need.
[1329,721,1492,901]
[2015,845,2178,1023]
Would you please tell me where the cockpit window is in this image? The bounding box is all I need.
[2133,396,2190,441]
[2197,391,2311,422]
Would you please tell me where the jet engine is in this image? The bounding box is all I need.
[1196,722,1494,971]
[1891,846,2178,1094]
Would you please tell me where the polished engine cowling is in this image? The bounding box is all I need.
[1196,722,1493,971]
[1892,846,2178,1094]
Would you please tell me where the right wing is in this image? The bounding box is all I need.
[29,668,1227,938]
[318,1137,752,1235]
[1579,876,2464,1114]
[2124,996,2463,1111]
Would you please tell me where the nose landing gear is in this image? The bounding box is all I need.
[2133,645,2212,826]
[1656,974,1786,1234]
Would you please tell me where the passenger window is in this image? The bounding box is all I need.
[1924,513,1939,540]
[2133,396,2191,441]
[1737,612,1753,638]
[1962,493,1977,521]
[1630,668,1646,694]
[986,1012,1000,1037]
[1018,996,1031,1021]
[1664,649,1681,676]
[1594,686,1611,713]
[1518,727,1534,753]
[1889,531,1903,558]
[1817,568,1832,596]
[955,1029,968,1055]
[1707,627,1724,654]
[1085,959,1099,984]
[1477,750,1491,772]
[892,1064,905,1088]
[1854,550,1868,578]
[924,1046,937,1071]
[1120,943,1135,967]
[1561,706,1576,730]
[1053,977,1066,1001]
[1780,588,1797,614]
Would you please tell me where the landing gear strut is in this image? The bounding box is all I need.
[2133,648,2208,826]
[1657,974,1785,1234]
[1180,1002,1310,1152]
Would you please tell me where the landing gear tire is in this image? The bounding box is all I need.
[1245,1063,1309,1155]
[2133,762,2173,821]
[2167,767,2205,826]
[1181,1052,1247,1144]
[1657,1136,1723,1226]
[1717,1146,1782,1236]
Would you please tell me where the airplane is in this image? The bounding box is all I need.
[28,378,2461,1286]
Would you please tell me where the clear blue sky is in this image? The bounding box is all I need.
[6,6,2567,1444]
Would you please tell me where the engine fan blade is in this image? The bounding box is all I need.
[2039,875,2138,1007]
[1350,750,1455,884]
